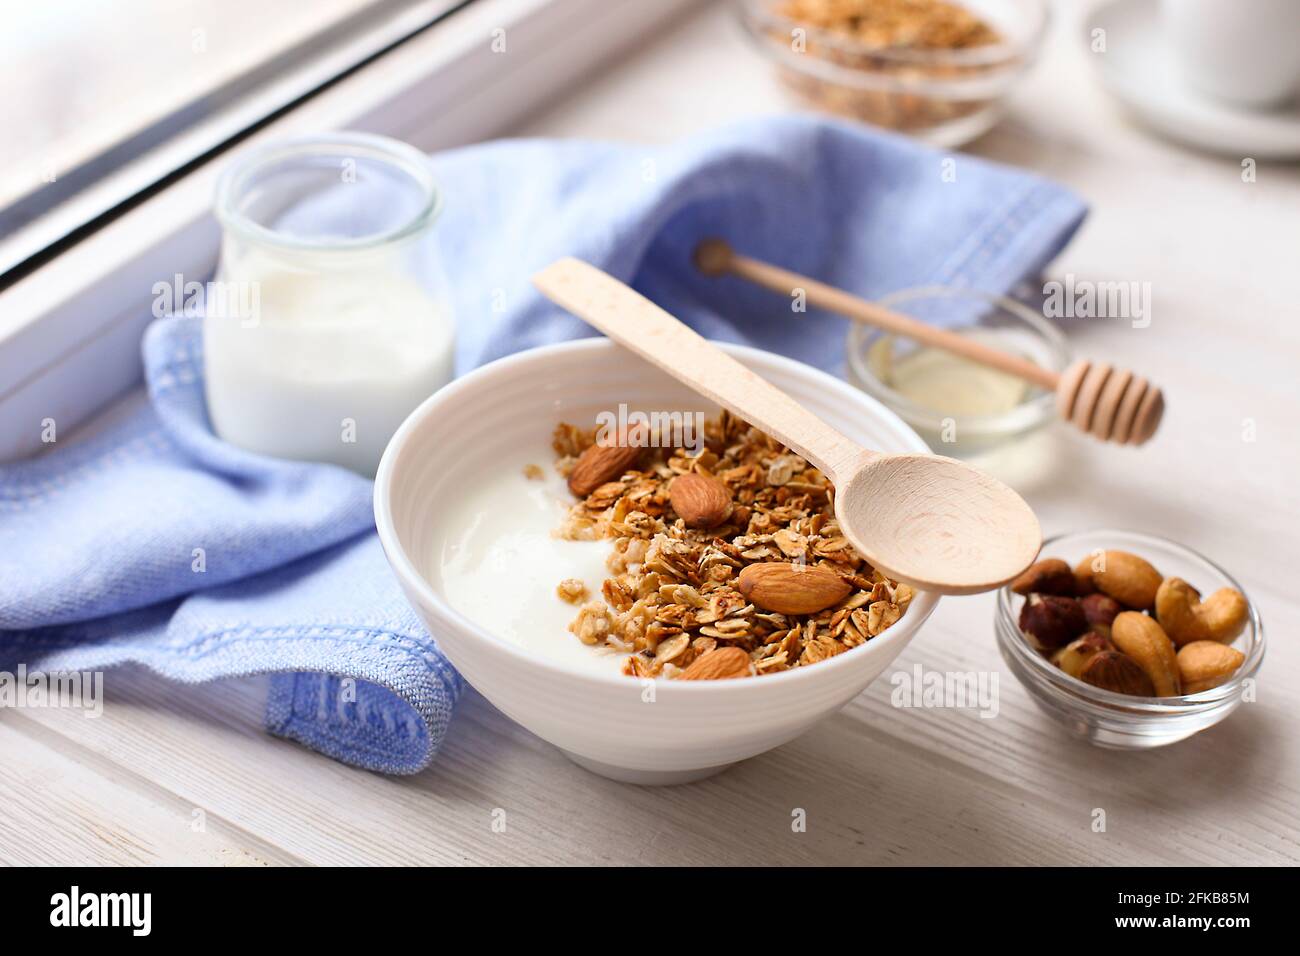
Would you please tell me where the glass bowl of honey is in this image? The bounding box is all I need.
[844,286,1068,456]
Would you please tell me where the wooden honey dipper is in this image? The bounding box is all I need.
[693,239,1164,445]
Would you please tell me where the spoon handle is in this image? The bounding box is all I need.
[532,258,869,482]
[696,239,1060,391]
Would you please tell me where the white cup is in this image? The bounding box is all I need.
[1162,0,1300,109]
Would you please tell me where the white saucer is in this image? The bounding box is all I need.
[1086,0,1300,160]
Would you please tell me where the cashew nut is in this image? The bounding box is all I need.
[1110,611,1181,696]
[1155,577,1249,647]
[1092,550,1163,610]
[1177,640,1245,694]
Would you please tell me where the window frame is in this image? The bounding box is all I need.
[0,0,472,280]
[0,0,701,462]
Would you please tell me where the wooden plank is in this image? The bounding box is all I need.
[10,649,1297,866]
[0,714,296,865]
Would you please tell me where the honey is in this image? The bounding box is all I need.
[867,332,1028,417]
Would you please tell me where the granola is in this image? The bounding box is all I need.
[555,578,589,604]
[552,411,912,679]
[753,0,1008,137]
[774,0,1000,51]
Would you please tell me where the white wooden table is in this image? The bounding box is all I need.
[4,0,1298,866]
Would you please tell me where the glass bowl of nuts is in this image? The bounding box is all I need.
[995,529,1264,750]
[736,0,1049,147]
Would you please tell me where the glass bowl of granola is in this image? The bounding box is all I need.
[374,337,940,784]
[736,0,1049,147]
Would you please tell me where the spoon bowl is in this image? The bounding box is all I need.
[837,451,1041,594]
[532,258,1041,594]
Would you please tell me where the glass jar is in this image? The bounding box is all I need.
[208,132,453,477]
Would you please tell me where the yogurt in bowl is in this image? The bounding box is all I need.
[436,459,627,677]
[375,338,940,784]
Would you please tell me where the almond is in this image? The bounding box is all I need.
[567,426,645,497]
[678,646,751,680]
[669,472,732,529]
[736,563,852,616]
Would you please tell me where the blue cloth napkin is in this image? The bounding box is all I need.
[0,116,1085,773]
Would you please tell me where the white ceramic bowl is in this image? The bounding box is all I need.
[374,338,939,784]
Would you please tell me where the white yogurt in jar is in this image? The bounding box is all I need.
[436,460,630,677]
[207,132,454,477]
[204,266,454,477]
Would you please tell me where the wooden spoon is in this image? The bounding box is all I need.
[533,258,1041,595]
[694,239,1164,445]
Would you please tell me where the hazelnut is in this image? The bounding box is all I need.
[1050,632,1111,679]
[1080,651,1157,697]
[1018,594,1087,650]
[1073,555,1098,596]
[1080,593,1122,629]
[1010,558,1076,597]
